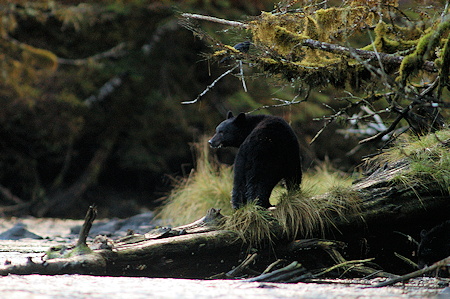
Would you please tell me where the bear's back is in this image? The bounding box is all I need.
[248,115,299,146]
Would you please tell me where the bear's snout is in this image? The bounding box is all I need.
[208,137,222,148]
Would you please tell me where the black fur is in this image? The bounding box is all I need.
[209,112,302,209]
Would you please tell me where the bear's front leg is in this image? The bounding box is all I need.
[231,164,247,209]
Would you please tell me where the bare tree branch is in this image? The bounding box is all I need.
[248,88,310,113]
[369,255,450,288]
[182,64,239,105]
[57,42,128,65]
[359,112,406,144]
[181,13,249,29]
[0,185,24,205]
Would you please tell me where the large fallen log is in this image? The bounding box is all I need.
[0,208,359,278]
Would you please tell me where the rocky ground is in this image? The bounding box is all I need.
[0,216,448,298]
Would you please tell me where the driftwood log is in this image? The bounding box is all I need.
[0,158,449,280]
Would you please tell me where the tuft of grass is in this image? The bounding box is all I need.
[155,138,234,226]
[271,186,361,239]
[221,202,278,248]
[271,189,320,239]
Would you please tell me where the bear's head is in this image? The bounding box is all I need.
[208,112,247,148]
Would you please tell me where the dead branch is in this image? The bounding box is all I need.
[182,64,239,104]
[248,87,310,113]
[0,202,32,214]
[359,111,405,144]
[0,184,24,205]
[312,258,375,277]
[225,253,258,278]
[369,256,450,288]
[84,73,127,106]
[245,261,311,282]
[77,205,97,247]
[36,133,118,217]
[181,13,248,29]
[57,42,128,66]
[311,94,367,144]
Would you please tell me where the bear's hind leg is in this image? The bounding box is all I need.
[245,181,276,209]
[285,160,302,192]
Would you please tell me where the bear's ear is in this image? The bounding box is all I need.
[227,111,234,119]
[234,112,246,124]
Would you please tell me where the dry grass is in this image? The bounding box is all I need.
[271,185,361,239]
[301,162,354,196]
[155,138,233,226]
[221,202,278,248]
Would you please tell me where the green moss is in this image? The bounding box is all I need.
[250,4,447,89]
[44,243,92,260]
[212,49,227,57]
[250,6,397,88]
[398,16,450,83]
[67,244,93,257]
[365,22,419,54]
[397,54,422,83]
[437,35,450,96]
[21,43,58,72]
[44,245,71,259]
[273,26,309,55]
[315,6,377,40]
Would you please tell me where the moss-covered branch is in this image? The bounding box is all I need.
[301,39,437,73]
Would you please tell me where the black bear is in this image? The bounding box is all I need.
[209,112,302,209]
[417,220,450,269]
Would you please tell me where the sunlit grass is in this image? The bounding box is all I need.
[302,163,354,195]
[155,138,234,226]
[222,202,278,248]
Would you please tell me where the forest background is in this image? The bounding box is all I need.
[0,0,448,219]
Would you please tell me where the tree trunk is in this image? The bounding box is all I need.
[35,134,117,217]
